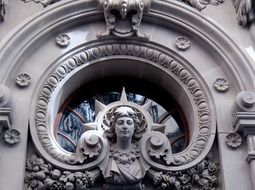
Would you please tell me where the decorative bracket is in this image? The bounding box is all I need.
[0,85,20,145]
[97,0,151,39]
[233,91,255,160]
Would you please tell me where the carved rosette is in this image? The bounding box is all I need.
[32,41,215,171]
[16,73,31,88]
[225,132,242,149]
[175,36,191,50]
[214,78,229,92]
[4,129,21,145]
[56,33,71,48]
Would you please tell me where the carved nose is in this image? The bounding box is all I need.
[122,123,128,129]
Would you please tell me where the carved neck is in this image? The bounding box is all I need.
[116,138,132,152]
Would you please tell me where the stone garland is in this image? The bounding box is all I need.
[25,155,219,190]
[34,42,213,167]
[152,158,219,190]
[24,154,96,190]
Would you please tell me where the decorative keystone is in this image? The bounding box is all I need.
[97,0,151,39]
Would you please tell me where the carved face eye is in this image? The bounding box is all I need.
[127,119,133,126]
[117,119,124,125]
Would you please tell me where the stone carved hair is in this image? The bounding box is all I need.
[106,106,141,143]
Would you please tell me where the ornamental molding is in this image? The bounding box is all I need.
[1,0,253,90]
[30,40,216,172]
[225,132,243,149]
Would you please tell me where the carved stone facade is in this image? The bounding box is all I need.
[0,0,255,190]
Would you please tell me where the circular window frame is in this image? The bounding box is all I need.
[30,40,216,171]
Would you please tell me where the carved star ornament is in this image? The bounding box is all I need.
[83,87,165,135]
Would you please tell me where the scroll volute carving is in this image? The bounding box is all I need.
[74,88,173,189]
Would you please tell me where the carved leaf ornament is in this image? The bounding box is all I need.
[30,41,216,188]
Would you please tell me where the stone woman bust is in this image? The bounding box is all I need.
[104,106,145,189]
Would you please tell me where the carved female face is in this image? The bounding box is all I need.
[115,116,135,140]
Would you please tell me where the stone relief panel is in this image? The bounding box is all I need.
[31,41,215,170]
[26,88,219,189]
